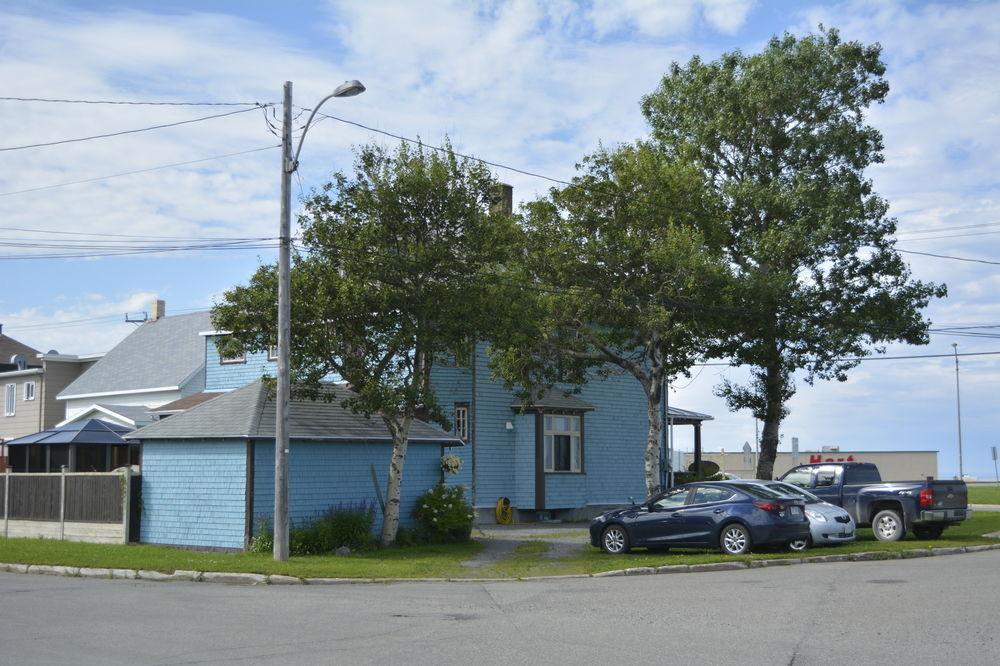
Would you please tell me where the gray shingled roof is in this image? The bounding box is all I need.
[666,406,713,422]
[59,311,211,399]
[129,379,464,444]
[91,404,157,427]
[0,333,40,364]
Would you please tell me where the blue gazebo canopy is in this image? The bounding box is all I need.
[5,418,132,446]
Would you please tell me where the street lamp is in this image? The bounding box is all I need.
[274,79,365,561]
[952,343,964,481]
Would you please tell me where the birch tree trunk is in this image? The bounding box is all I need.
[380,416,413,546]
[643,380,663,498]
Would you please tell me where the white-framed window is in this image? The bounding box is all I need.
[267,345,278,361]
[3,384,15,417]
[454,404,469,441]
[544,414,582,473]
[220,349,246,365]
[24,381,35,401]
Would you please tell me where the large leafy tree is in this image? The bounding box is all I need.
[640,28,946,479]
[214,141,520,545]
[490,143,728,497]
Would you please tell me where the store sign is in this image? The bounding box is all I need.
[808,454,857,464]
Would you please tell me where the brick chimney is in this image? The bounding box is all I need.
[151,299,166,321]
[492,183,513,215]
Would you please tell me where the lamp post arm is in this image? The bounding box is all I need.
[288,93,337,174]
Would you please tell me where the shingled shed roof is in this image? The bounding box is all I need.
[59,311,211,399]
[129,378,463,445]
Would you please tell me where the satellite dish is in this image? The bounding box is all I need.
[10,353,26,370]
[47,349,59,355]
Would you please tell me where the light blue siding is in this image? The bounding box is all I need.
[140,439,247,549]
[252,440,447,535]
[205,336,275,391]
[429,363,473,490]
[434,344,651,513]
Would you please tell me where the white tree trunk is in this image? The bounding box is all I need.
[644,391,663,498]
[380,416,412,546]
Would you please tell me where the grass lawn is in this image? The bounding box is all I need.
[1,513,997,581]
[968,485,1000,505]
[0,539,482,579]
[484,512,1000,579]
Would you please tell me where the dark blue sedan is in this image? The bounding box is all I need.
[590,482,811,555]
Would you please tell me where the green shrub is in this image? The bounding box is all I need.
[248,503,376,555]
[413,483,474,543]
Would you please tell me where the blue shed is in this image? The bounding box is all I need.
[129,379,463,550]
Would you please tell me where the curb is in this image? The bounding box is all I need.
[2,542,999,586]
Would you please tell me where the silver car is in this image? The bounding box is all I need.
[724,479,856,551]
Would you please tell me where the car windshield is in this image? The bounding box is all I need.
[732,483,786,499]
[766,482,820,504]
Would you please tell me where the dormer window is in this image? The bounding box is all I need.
[220,349,246,365]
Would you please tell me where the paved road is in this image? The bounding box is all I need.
[2,552,1000,665]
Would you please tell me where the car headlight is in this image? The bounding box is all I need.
[805,509,827,522]
[594,514,607,523]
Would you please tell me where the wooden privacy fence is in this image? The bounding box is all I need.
[1,468,140,544]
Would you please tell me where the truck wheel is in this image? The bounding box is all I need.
[872,509,905,542]
[913,525,944,540]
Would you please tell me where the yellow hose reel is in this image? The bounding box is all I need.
[495,497,514,525]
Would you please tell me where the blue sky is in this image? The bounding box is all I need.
[1,1,998,478]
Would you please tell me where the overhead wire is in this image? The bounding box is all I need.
[0,145,279,197]
[0,105,269,152]
[0,96,272,107]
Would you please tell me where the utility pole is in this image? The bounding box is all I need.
[274,81,293,561]
[273,79,365,562]
[992,445,998,485]
[952,343,964,480]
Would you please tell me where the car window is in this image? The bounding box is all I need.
[782,469,812,488]
[691,487,735,504]
[843,465,881,484]
[815,466,838,488]
[653,488,689,510]
[734,484,786,499]
[766,482,820,504]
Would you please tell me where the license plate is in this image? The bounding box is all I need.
[789,506,802,518]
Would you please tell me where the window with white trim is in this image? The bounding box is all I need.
[267,345,278,361]
[544,414,582,472]
[24,381,35,401]
[454,404,469,441]
[3,384,14,417]
[220,349,246,364]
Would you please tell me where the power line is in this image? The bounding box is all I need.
[897,220,1000,236]
[0,226,268,241]
[0,105,268,153]
[896,248,1000,266]
[0,96,272,107]
[0,145,279,197]
[3,306,211,332]
[894,229,1000,242]
[0,240,279,261]
[296,106,573,186]
[695,350,1000,367]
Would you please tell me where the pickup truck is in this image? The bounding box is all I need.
[777,462,968,541]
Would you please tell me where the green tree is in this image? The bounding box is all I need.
[213,141,519,545]
[640,28,946,479]
[489,143,728,497]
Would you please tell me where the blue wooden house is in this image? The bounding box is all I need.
[197,333,712,524]
[130,379,462,550]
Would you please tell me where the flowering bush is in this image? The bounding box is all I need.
[413,483,474,543]
[440,454,462,475]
